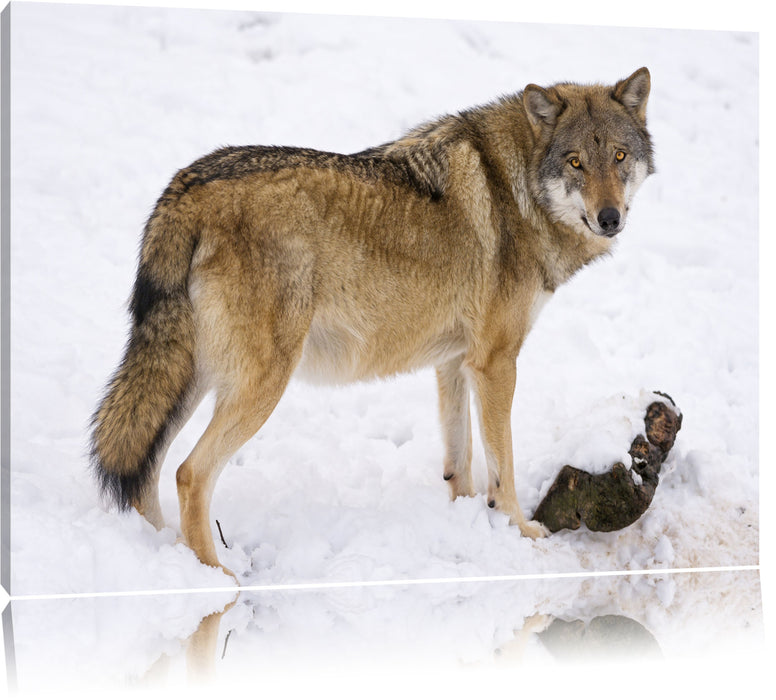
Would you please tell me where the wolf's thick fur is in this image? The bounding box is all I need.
[91,68,654,573]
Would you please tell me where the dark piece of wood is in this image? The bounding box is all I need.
[532,396,682,533]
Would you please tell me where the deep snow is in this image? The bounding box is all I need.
[5,3,759,599]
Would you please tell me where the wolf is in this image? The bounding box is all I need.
[90,68,654,576]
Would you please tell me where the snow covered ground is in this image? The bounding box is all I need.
[5,3,759,599]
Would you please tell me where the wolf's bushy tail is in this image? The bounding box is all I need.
[90,173,200,510]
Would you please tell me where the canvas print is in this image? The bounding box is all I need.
[1,3,758,600]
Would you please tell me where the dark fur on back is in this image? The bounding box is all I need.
[170,124,456,203]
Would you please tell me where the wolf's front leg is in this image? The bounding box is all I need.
[436,357,475,499]
[468,352,548,539]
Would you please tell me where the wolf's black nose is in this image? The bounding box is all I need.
[598,207,621,232]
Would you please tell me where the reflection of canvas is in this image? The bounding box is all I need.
[3,4,758,597]
[6,570,764,693]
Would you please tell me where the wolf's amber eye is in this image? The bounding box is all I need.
[569,157,581,169]
[615,150,626,162]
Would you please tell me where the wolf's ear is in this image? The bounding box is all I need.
[614,67,651,123]
[523,85,563,136]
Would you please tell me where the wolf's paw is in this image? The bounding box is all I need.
[446,476,476,501]
[518,519,550,539]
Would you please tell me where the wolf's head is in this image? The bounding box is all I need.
[523,67,654,238]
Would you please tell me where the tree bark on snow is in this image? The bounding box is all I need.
[532,395,682,533]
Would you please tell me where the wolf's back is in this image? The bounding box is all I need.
[90,173,200,510]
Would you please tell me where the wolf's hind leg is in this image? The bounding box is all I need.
[436,357,475,499]
[176,349,301,573]
[179,228,315,572]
